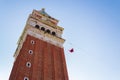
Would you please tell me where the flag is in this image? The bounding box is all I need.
[69,48,74,53]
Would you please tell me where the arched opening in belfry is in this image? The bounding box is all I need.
[46,29,51,34]
[52,31,56,36]
[35,25,40,29]
[41,27,45,31]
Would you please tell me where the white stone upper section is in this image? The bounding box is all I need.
[27,18,63,38]
[26,24,65,48]
[27,9,64,38]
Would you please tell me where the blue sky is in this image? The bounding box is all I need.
[0,0,120,80]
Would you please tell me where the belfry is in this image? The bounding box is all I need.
[9,8,69,80]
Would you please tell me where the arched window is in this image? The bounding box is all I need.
[24,77,29,80]
[52,32,56,36]
[35,25,39,29]
[28,50,33,54]
[41,27,45,31]
[26,62,31,68]
[46,29,51,34]
[30,40,35,44]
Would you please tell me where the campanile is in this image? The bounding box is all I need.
[9,8,69,80]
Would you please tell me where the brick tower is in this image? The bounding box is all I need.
[9,8,69,80]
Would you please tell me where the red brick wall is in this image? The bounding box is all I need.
[9,34,68,80]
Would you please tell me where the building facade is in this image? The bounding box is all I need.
[9,8,69,80]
